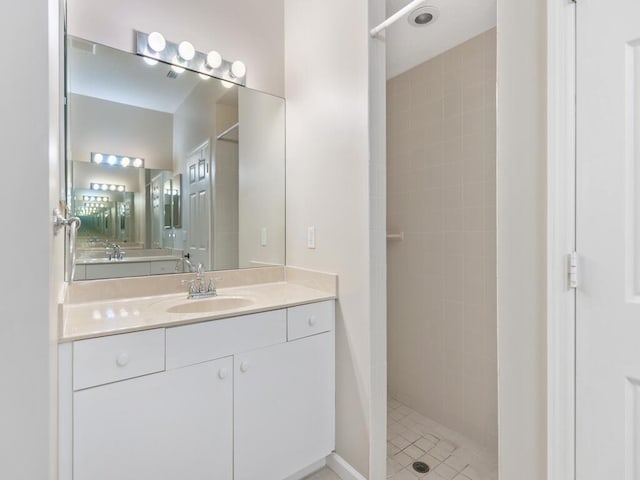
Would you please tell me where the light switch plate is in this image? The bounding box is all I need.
[261,227,267,247]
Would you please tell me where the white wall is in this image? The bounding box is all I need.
[67,0,284,97]
[496,1,547,479]
[238,88,285,268]
[0,0,64,478]
[284,0,374,475]
[387,29,498,455]
[69,94,173,170]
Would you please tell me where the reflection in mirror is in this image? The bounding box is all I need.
[66,36,285,281]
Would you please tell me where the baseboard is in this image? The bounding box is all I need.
[283,459,327,480]
[326,453,367,480]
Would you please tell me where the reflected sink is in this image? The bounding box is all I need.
[166,296,254,314]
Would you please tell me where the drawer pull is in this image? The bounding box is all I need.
[240,361,250,373]
[308,316,317,327]
[115,352,130,367]
[218,368,228,380]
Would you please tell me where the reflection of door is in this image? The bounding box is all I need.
[186,142,211,269]
[576,1,640,478]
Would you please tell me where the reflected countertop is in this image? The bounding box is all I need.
[60,267,337,342]
[76,255,182,265]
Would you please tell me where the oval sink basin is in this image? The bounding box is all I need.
[166,296,254,314]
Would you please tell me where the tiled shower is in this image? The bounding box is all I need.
[386,27,498,470]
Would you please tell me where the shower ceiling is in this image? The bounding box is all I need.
[384,0,496,79]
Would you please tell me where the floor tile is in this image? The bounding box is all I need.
[433,463,458,480]
[394,451,414,467]
[404,444,426,459]
[391,435,412,450]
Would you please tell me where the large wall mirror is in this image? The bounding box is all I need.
[66,36,285,281]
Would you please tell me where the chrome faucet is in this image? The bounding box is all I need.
[105,242,125,261]
[183,263,218,299]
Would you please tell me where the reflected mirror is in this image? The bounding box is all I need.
[66,36,285,281]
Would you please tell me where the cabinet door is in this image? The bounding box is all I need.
[74,357,233,480]
[235,332,335,480]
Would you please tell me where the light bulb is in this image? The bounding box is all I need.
[206,50,222,69]
[178,41,195,61]
[93,153,103,164]
[143,57,158,66]
[171,64,185,74]
[117,186,125,192]
[109,185,116,191]
[147,32,166,53]
[133,158,143,168]
[221,80,234,89]
[92,183,100,190]
[101,184,108,191]
[231,60,246,78]
[120,157,130,167]
[107,155,117,166]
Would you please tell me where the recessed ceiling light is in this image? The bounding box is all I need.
[408,6,439,27]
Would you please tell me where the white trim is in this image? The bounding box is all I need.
[546,1,577,480]
[283,459,327,480]
[58,343,73,480]
[326,453,367,480]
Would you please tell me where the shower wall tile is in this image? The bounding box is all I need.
[387,28,498,457]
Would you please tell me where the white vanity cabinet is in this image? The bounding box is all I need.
[73,357,233,480]
[234,331,335,480]
[59,299,335,480]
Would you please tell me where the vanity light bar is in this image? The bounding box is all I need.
[91,183,125,192]
[91,152,144,169]
[135,31,247,87]
[82,195,111,202]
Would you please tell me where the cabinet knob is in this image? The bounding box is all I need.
[116,352,129,367]
[218,368,228,380]
[308,316,317,327]
[240,361,250,373]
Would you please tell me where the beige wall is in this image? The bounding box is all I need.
[284,0,374,475]
[496,1,547,479]
[213,104,239,270]
[66,0,284,96]
[0,0,64,478]
[238,88,285,268]
[387,29,498,455]
[69,94,173,170]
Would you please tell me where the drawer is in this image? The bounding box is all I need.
[287,301,334,341]
[166,309,286,369]
[73,329,165,390]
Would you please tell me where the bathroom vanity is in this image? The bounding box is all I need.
[58,267,336,480]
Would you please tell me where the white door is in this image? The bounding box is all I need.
[234,333,335,480]
[577,0,640,477]
[186,142,212,269]
[73,358,233,480]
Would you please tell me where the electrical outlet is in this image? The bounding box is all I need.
[307,226,316,249]
[260,227,267,247]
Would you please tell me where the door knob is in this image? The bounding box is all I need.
[308,316,317,326]
[218,368,228,380]
[240,361,250,373]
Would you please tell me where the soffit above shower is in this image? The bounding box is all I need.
[385,0,496,79]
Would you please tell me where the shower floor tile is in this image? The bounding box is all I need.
[386,398,497,480]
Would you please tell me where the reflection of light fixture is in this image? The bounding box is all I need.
[143,57,158,66]
[135,31,247,86]
[221,80,234,89]
[147,32,166,52]
[231,60,246,78]
[90,183,125,192]
[171,63,185,74]
[91,152,144,169]
[178,41,195,61]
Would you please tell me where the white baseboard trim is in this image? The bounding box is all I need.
[284,459,327,480]
[326,453,367,480]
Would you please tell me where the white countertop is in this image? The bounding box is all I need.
[61,281,335,342]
